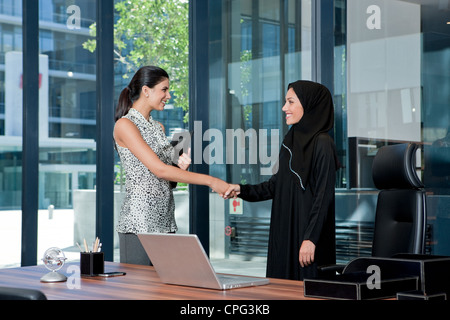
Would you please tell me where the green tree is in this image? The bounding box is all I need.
[83,0,189,122]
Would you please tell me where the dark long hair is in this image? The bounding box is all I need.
[115,66,169,122]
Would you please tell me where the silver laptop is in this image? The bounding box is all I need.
[137,233,269,290]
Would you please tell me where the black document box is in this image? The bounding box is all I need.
[392,254,450,299]
[396,290,447,300]
[304,254,450,300]
[304,271,418,300]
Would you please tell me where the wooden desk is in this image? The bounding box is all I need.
[0,262,314,300]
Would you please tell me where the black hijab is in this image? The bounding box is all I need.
[282,80,335,188]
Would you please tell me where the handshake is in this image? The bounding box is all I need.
[222,184,241,200]
[210,179,241,200]
[176,150,240,200]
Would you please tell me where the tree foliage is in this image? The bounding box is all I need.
[83,0,189,121]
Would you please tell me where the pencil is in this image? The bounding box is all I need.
[83,238,89,252]
[93,237,99,252]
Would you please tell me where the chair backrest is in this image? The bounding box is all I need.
[371,143,426,258]
[0,286,47,300]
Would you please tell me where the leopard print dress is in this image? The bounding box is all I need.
[115,108,177,234]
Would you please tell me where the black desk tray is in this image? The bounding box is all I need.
[396,290,447,300]
[304,271,418,300]
[304,254,450,300]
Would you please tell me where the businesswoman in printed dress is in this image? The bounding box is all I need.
[114,66,230,265]
[225,80,339,280]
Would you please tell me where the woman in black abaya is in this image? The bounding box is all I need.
[225,80,338,280]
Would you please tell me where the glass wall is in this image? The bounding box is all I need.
[207,0,450,275]
[208,0,312,276]
[2,0,449,272]
[0,1,98,268]
[0,0,190,267]
[37,0,97,263]
[0,1,23,267]
[420,0,450,256]
[112,0,190,261]
[333,0,425,262]
[0,0,189,268]
[334,0,450,262]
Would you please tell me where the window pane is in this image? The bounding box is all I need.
[113,0,190,262]
[347,0,421,144]
[38,1,97,263]
[208,0,312,276]
[0,2,22,268]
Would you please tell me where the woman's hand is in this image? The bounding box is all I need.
[209,177,232,198]
[223,184,241,199]
[299,240,316,267]
[177,148,191,171]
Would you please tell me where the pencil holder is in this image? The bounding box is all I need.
[80,252,104,276]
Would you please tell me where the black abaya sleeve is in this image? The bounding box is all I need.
[303,134,336,245]
[238,173,277,202]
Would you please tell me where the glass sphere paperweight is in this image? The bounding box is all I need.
[40,247,67,283]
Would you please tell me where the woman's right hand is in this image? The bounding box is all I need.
[209,177,230,198]
[223,184,240,199]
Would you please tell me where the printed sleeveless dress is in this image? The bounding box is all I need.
[115,108,177,234]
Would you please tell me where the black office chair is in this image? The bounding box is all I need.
[370,142,426,257]
[319,143,426,275]
[0,286,47,300]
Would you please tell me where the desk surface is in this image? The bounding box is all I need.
[0,262,314,300]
